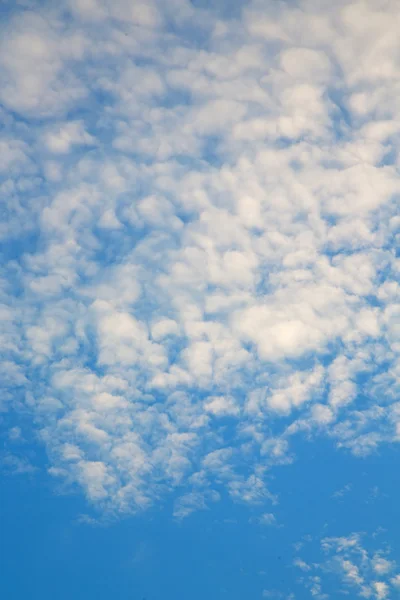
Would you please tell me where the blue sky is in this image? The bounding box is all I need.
[1,0,400,598]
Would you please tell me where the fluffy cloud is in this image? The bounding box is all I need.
[0,0,399,515]
[295,532,400,599]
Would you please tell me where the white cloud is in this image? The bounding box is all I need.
[0,12,88,116]
[280,48,332,81]
[173,490,219,519]
[8,426,23,441]
[44,121,96,154]
[296,532,400,600]
[1,453,37,475]
[293,558,311,572]
[205,395,240,417]
[372,556,395,576]
[373,581,389,600]
[75,460,116,501]
[258,512,276,526]
[228,474,276,506]
[311,404,335,425]
[391,574,400,588]
[0,0,399,516]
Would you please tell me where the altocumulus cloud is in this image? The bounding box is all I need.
[0,0,399,515]
[292,531,400,599]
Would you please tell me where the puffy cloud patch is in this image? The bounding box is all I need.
[0,0,400,515]
[295,532,400,600]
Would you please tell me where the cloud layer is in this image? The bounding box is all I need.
[1,0,399,514]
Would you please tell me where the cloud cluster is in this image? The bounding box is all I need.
[294,532,400,599]
[0,0,399,514]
